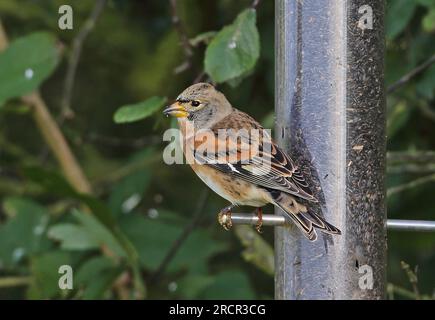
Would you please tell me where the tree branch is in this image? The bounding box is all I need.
[387,151,435,164]
[400,261,420,300]
[388,163,435,174]
[251,0,262,9]
[59,0,107,122]
[0,276,32,288]
[149,189,209,283]
[169,0,194,74]
[87,132,161,148]
[387,54,435,94]
[234,225,274,276]
[387,283,425,300]
[24,93,93,193]
[417,101,435,123]
[387,173,435,198]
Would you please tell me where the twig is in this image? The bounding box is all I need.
[23,93,93,194]
[388,163,435,174]
[0,20,8,51]
[387,54,435,94]
[193,71,206,84]
[112,272,131,300]
[400,261,420,300]
[234,225,274,276]
[88,133,161,148]
[0,276,32,288]
[251,0,262,9]
[417,101,435,123]
[387,151,435,174]
[59,0,107,123]
[387,283,423,300]
[189,31,217,47]
[387,173,435,198]
[170,0,194,74]
[149,189,209,283]
[94,153,161,186]
[387,151,435,164]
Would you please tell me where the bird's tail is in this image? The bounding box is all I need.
[271,192,341,241]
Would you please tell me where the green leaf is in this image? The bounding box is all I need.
[177,274,214,299]
[417,0,435,8]
[422,8,435,33]
[234,225,274,276]
[27,251,71,299]
[119,216,181,270]
[23,165,142,294]
[189,31,217,47]
[23,166,118,229]
[119,215,227,272]
[75,256,121,299]
[47,224,99,251]
[48,208,144,296]
[416,64,435,99]
[261,111,275,128]
[0,197,50,269]
[226,67,254,88]
[170,229,227,273]
[387,100,412,138]
[0,32,59,106]
[22,166,77,197]
[200,271,255,299]
[108,169,151,216]
[113,96,167,123]
[386,0,417,40]
[205,9,260,83]
[72,209,127,258]
[75,257,116,285]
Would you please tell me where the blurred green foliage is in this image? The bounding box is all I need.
[205,8,259,83]
[0,0,434,300]
[0,32,59,105]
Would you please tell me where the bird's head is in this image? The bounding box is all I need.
[163,83,232,128]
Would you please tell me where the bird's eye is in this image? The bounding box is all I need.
[191,100,200,107]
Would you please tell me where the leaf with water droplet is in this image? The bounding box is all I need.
[24,68,34,79]
[47,223,100,251]
[205,9,260,84]
[0,32,60,107]
[108,169,151,216]
[0,197,50,268]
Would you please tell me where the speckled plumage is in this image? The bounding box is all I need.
[164,83,341,241]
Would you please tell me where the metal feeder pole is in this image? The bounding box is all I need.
[275,0,386,299]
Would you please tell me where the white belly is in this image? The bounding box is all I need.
[194,168,270,207]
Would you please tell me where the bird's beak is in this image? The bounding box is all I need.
[163,102,189,118]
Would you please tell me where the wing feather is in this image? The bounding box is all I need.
[190,109,317,202]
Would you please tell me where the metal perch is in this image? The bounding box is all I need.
[218,212,435,232]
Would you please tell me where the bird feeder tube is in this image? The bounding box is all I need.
[274,0,386,299]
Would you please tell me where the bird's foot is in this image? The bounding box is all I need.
[255,207,263,233]
[218,205,233,231]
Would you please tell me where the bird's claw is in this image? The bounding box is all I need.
[218,206,233,231]
[255,208,263,233]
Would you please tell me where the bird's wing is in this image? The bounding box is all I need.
[190,110,317,202]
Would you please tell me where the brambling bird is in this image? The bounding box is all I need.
[163,83,341,241]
